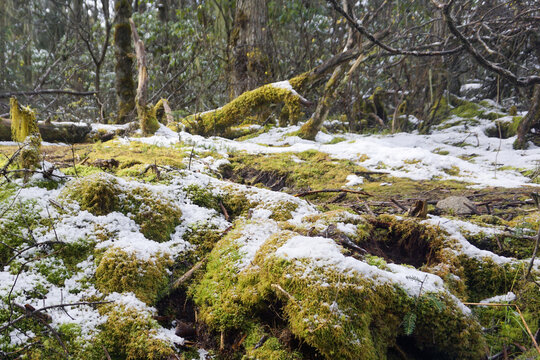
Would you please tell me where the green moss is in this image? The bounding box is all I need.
[62,172,120,215]
[243,324,302,360]
[85,303,175,360]
[19,133,42,170]
[184,184,222,212]
[139,103,161,135]
[459,256,522,302]
[126,187,183,242]
[10,97,39,142]
[193,220,485,359]
[181,84,303,136]
[451,102,483,119]
[61,173,183,242]
[223,150,365,191]
[96,248,172,305]
[0,198,42,265]
[473,304,538,356]
[325,136,346,144]
[484,116,521,139]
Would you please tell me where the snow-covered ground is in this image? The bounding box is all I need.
[125,113,539,189]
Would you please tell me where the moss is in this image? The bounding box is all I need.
[126,187,183,242]
[223,150,366,192]
[114,0,136,124]
[86,303,175,360]
[139,103,161,135]
[10,97,39,142]
[19,132,42,170]
[61,172,183,242]
[0,198,42,265]
[62,172,120,216]
[473,304,537,356]
[191,223,252,331]
[243,324,302,360]
[184,184,222,212]
[181,84,303,136]
[459,256,522,302]
[484,116,521,139]
[451,102,483,119]
[325,136,346,144]
[154,98,172,125]
[95,248,172,305]
[193,221,485,359]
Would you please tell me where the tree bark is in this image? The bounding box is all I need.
[114,0,136,124]
[229,0,273,99]
[514,84,540,149]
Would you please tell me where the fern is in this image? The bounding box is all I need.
[424,294,445,311]
[403,312,417,336]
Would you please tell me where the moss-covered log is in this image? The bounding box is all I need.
[0,118,91,143]
[181,81,309,136]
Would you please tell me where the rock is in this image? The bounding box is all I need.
[436,196,477,215]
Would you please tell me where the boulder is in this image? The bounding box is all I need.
[436,196,477,215]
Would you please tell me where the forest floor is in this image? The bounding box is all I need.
[0,99,539,359]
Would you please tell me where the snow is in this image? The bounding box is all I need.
[274,235,471,314]
[480,292,516,304]
[126,113,539,189]
[2,97,538,353]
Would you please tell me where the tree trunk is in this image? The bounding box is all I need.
[114,0,136,124]
[229,0,273,100]
[514,84,540,149]
[297,0,357,140]
[22,2,33,87]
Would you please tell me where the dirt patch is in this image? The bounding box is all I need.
[221,163,290,191]
[361,217,443,268]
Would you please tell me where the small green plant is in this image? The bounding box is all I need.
[402,275,446,336]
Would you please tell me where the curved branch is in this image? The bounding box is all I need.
[0,90,96,99]
[437,0,540,87]
[327,0,463,57]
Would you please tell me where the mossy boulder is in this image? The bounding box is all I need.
[88,302,175,359]
[193,219,486,359]
[61,172,182,242]
[96,248,172,305]
[62,172,120,216]
[484,116,521,139]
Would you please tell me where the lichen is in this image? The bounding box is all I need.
[95,248,172,305]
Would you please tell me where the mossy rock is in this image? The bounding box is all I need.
[61,172,182,242]
[484,116,521,139]
[95,248,172,305]
[61,172,121,216]
[85,303,175,359]
[193,221,485,359]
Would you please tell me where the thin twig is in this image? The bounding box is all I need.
[295,188,371,197]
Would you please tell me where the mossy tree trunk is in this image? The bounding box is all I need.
[298,64,348,140]
[298,0,357,140]
[514,84,540,149]
[229,0,273,100]
[114,0,136,124]
[10,97,41,170]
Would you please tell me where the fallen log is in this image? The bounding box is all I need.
[0,118,91,143]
